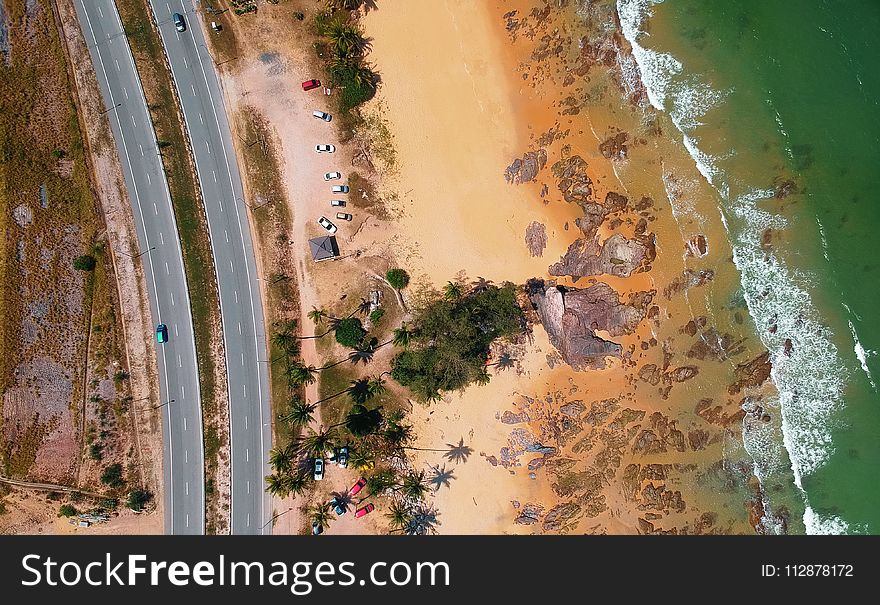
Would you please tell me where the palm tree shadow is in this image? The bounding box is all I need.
[428,464,455,491]
[330,490,354,512]
[405,504,440,535]
[443,438,473,464]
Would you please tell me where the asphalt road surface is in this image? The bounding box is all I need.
[73,0,205,535]
[147,0,272,535]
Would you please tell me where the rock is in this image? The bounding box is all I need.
[559,400,586,418]
[550,232,654,279]
[599,131,629,159]
[774,178,798,199]
[505,149,548,184]
[552,155,593,205]
[542,502,583,532]
[669,365,699,382]
[603,191,628,212]
[527,279,650,370]
[524,221,547,257]
[728,351,772,395]
[501,410,529,424]
[663,269,715,299]
[685,234,708,257]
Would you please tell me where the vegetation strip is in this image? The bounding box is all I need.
[114,0,228,533]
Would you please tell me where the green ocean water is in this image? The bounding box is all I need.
[619,0,880,533]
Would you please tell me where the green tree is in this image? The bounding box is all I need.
[127,488,153,512]
[365,469,395,498]
[280,398,317,430]
[443,281,463,301]
[386,500,411,533]
[308,502,334,531]
[345,404,383,438]
[100,463,125,489]
[348,338,377,365]
[59,504,78,518]
[392,323,412,349]
[73,255,97,271]
[399,471,428,502]
[386,268,410,289]
[334,317,366,347]
[269,447,294,473]
[295,428,337,459]
[286,363,318,387]
[266,473,291,498]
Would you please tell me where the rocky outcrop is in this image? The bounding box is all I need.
[728,351,773,395]
[527,279,650,370]
[551,155,593,205]
[550,232,654,279]
[524,221,547,257]
[599,131,628,160]
[505,149,547,184]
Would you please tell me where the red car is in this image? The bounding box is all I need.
[301,79,321,91]
[355,503,375,519]
[349,477,366,496]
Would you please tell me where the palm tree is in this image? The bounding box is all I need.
[348,339,377,365]
[474,369,491,386]
[399,471,428,502]
[286,363,318,387]
[344,404,382,437]
[382,418,414,448]
[365,469,395,498]
[271,330,298,354]
[280,398,317,430]
[308,307,329,326]
[404,505,440,535]
[326,22,362,57]
[386,500,411,533]
[308,502,334,532]
[348,447,373,471]
[284,472,310,498]
[350,63,377,89]
[269,447,293,473]
[356,297,372,316]
[296,428,337,459]
[443,281,463,301]
[265,473,290,498]
[392,323,412,349]
[471,276,492,293]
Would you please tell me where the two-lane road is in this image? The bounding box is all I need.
[148,0,272,534]
[73,0,204,534]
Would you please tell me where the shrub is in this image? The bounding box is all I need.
[89,443,104,461]
[100,463,125,489]
[334,317,366,348]
[52,149,66,159]
[369,308,385,324]
[73,255,97,271]
[386,268,410,290]
[127,488,153,512]
[59,504,78,518]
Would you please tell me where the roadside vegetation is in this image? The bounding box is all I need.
[115,0,227,533]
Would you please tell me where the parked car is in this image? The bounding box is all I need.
[337,446,349,469]
[330,200,346,207]
[336,212,353,221]
[317,216,337,234]
[312,523,323,535]
[355,503,375,519]
[302,79,321,91]
[324,171,341,181]
[331,185,349,194]
[312,110,332,122]
[172,13,186,32]
[156,324,169,344]
[313,458,324,481]
[348,477,366,496]
[315,144,335,153]
[330,497,346,516]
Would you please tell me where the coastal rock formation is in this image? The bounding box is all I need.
[728,351,773,395]
[505,149,547,184]
[685,234,708,257]
[551,155,593,205]
[550,232,654,279]
[599,131,629,160]
[527,279,650,370]
[524,221,547,257]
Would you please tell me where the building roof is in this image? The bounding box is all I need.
[309,235,339,262]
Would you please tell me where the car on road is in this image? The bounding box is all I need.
[336,212,353,221]
[302,79,322,91]
[317,216,337,234]
[324,171,341,181]
[156,324,169,344]
[331,185,349,194]
[313,458,325,481]
[355,503,375,519]
[313,110,332,122]
[330,200,346,207]
[330,497,346,516]
[315,144,335,153]
[173,13,186,32]
[349,477,366,496]
[337,446,349,468]
[312,523,323,535]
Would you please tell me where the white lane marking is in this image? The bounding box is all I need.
[138,143,143,156]
[234,291,238,304]
[218,198,223,212]
[171,291,175,306]
[212,170,216,182]
[229,259,234,273]
[166,3,171,13]
[175,32,180,41]
[153,202,158,215]
[159,232,165,245]
[186,514,189,528]
[243,384,246,398]
[183,56,188,69]
[181,385,186,400]
[98,6,103,18]
[177,354,182,368]
[247,513,250,528]
[198,112,203,124]
[191,84,196,96]
[183,417,187,431]
[174,324,179,336]
[165,261,170,275]
[123,87,129,100]
[185,482,189,496]
[240,352,244,366]
[205,140,211,154]
[114,59,120,71]
[224,230,229,243]
[245,416,248,430]
[185,450,188,463]
[247,481,250,495]
[246,448,249,462]
[146,173,152,185]
[130,115,136,128]
[238,322,242,335]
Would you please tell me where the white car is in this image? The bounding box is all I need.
[317,216,337,234]
[313,458,324,481]
[330,200,346,207]
[315,144,335,153]
[331,185,349,194]
[312,110,332,122]
[324,171,341,181]
[336,212,353,221]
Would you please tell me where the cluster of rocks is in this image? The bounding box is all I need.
[524,221,547,257]
[505,149,548,185]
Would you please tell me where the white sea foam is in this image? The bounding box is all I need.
[615,0,850,533]
[803,506,850,535]
[847,319,877,390]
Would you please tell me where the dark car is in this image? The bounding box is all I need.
[330,497,346,516]
[355,503,375,519]
[336,446,349,469]
[302,79,321,91]
[312,523,323,535]
[172,13,186,32]
[156,324,169,344]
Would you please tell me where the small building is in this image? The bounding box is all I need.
[309,235,339,262]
